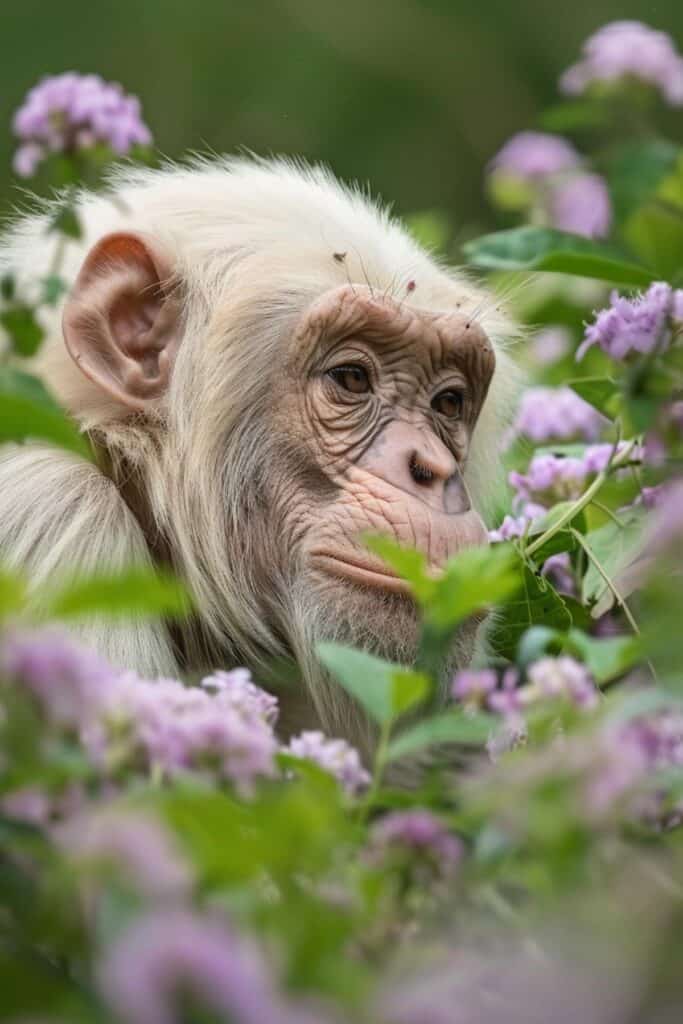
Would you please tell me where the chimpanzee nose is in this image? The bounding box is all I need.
[358,420,470,514]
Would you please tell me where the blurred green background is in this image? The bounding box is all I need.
[2,0,683,235]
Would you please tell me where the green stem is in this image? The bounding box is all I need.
[524,440,637,561]
[357,718,392,824]
[569,527,640,636]
[589,499,624,527]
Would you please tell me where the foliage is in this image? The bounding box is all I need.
[3,23,683,1024]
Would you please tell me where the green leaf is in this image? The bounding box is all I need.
[317,644,429,724]
[386,709,495,761]
[567,376,619,418]
[0,569,27,620]
[45,566,192,621]
[581,513,645,614]
[363,535,435,604]
[48,202,82,240]
[1,273,16,302]
[489,565,573,660]
[0,368,91,459]
[623,201,683,281]
[390,669,431,716]
[538,99,608,132]
[41,274,68,307]
[566,629,640,685]
[426,544,519,630]
[0,306,44,357]
[607,139,680,223]
[463,226,655,285]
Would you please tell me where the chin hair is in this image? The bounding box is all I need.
[282,572,478,758]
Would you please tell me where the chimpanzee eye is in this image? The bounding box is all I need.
[327,364,371,395]
[432,388,464,419]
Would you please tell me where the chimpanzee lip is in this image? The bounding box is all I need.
[310,549,413,596]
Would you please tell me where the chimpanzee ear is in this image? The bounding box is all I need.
[62,232,181,411]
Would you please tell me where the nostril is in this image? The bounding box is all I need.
[409,453,434,486]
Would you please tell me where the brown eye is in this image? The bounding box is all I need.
[432,388,464,419]
[327,364,371,395]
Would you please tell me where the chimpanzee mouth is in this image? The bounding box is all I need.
[310,550,413,596]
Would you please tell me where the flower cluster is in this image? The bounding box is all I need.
[508,441,637,511]
[560,21,683,106]
[1,630,371,808]
[56,809,193,901]
[506,385,606,447]
[577,282,683,361]
[283,729,371,795]
[487,131,580,179]
[487,130,611,238]
[366,810,463,880]
[98,909,320,1024]
[12,71,152,178]
[452,657,598,719]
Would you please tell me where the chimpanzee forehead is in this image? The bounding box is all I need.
[292,283,495,386]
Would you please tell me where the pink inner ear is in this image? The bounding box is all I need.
[63,231,180,410]
[110,287,164,353]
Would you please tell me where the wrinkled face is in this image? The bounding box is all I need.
[269,283,495,663]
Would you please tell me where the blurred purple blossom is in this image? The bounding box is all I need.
[560,21,683,106]
[530,326,572,366]
[506,386,606,447]
[488,131,581,180]
[56,809,193,900]
[97,909,297,1024]
[12,71,152,178]
[577,282,683,361]
[367,810,463,878]
[526,656,598,710]
[1,629,115,730]
[451,668,497,706]
[283,730,370,795]
[644,478,683,554]
[541,552,576,596]
[588,710,683,818]
[2,629,279,796]
[487,668,522,717]
[549,172,612,239]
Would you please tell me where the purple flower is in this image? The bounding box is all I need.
[451,669,497,705]
[56,809,193,900]
[97,910,295,1024]
[2,629,278,795]
[12,72,152,178]
[577,282,682,361]
[486,668,522,717]
[645,478,683,553]
[549,172,612,239]
[587,711,683,818]
[200,668,279,726]
[1,628,116,730]
[509,441,637,509]
[488,504,546,544]
[283,730,370,795]
[507,386,606,447]
[488,131,581,180]
[560,21,683,106]
[97,674,278,795]
[367,810,463,878]
[530,326,571,366]
[541,552,576,596]
[526,656,598,709]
